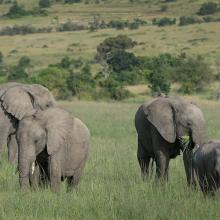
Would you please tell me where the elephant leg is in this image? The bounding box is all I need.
[49,155,61,193]
[155,149,169,181]
[137,138,151,180]
[7,133,18,164]
[183,147,196,187]
[0,108,11,154]
[67,176,80,192]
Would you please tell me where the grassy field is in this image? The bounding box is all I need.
[0,97,220,219]
[0,0,220,71]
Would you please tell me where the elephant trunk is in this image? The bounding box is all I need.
[191,126,208,148]
[184,124,207,186]
[18,146,35,190]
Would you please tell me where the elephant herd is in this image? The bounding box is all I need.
[0,82,219,195]
[0,82,90,192]
[135,95,220,196]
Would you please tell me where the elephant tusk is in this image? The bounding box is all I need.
[31,162,35,175]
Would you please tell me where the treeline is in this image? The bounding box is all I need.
[0,35,215,100]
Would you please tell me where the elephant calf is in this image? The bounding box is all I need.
[16,107,90,192]
[193,140,220,195]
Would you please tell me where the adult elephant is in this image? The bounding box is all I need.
[0,82,56,163]
[135,96,207,185]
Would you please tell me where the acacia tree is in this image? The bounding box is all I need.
[39,0,50,8]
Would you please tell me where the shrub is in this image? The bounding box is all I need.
[56,21,86,32]
[99,78,131,100]
[179,15,203,26]
[31,67,70,99]
[65,0,81,3]
[8,56,32,81]
[0,25,52,36]
[153,17,176,27]
[6,2,29,18]
[147,65,171,95]
[198,2,218,15]
[67,64,95,96]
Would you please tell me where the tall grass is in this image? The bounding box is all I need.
[0,99,220,219]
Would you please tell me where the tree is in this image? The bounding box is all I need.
[198,2,218,15]
[96,35,137,61]
[39,0,50,8]
[6,2,28,18]
[176,56,213,93]
[67,64,95,95]
[147,65,171,95]
[8,56,31,81]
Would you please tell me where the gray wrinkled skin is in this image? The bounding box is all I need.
[0,82,56,164]
[135,96,207,184]
[192,140,220,196]
[16,107,90,192]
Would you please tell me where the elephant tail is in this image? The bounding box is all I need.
[216,160,220,188]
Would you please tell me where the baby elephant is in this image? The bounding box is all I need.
[16,107,90,192]
[193,140,220,195]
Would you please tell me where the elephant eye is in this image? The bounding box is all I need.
[187,121,192,126]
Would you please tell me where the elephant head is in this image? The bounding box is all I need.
[144,96,207,185]
[0,83,56,163]
[16,108,71,189]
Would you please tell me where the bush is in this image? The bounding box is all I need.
[147,65,171,95]
[198,2,218,15]
[0,25,52,36]
[65,0,81,3]
[8,56,31,81]
[31,67,70,99]
[153,17,176,26]
[67,64,95,96]
[6,2,29,18]
[179,15,203,26]
[99,78,131,100]
[56,21,86,32]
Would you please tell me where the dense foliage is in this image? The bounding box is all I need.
[0,32,214,100]
[198,2,219,15]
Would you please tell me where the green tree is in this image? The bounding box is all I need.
[198,2,218,15]
[67,64,95,95]
[39,0,50,8]
[176,56,213,93]
[96,35,137,61]
[8,56,31,81]
[147,65,171,95]
[6,2,28,18]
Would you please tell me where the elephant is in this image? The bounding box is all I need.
[16,107,90,192]
[0,82,56,164]
[135,96,207,185]
[192,140,220,195]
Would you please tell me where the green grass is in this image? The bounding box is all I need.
[0,98,220,219]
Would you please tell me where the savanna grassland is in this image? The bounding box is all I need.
[0,98,220,219]
[0,0,220,219]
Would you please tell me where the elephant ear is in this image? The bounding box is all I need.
[0,86,36,120]
[0,82,21,97]
[23,84,56,110]
[42,108,72,155]
[143,98,176,143]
